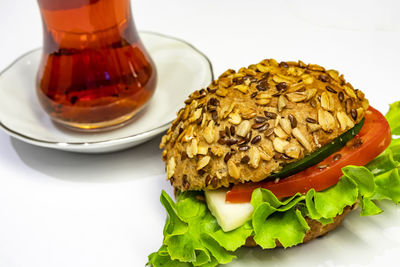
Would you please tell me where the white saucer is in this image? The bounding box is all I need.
[0,32,213,153]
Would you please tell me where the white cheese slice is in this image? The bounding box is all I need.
[205,189,253,232]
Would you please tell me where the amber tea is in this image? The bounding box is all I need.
[36,0,157,130]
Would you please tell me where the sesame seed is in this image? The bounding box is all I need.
[338,91,344,102]
[333,154,342,162]
[318,74,329,82]
[288,114,297,128]
[317,164,329,169]
[350,109,357,120]
[276,82,287,92]
[224,152,232,162]
[238,145,250,151]
[326,86,337,94]
[306,117,317,124]
[251,135,262,144]
[241,156,250,164]
[264,111,277,119]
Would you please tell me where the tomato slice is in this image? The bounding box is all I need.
[226,106,391,203]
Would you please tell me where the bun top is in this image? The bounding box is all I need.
[160,59,369,192]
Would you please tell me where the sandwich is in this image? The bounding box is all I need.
[147,59,400,266]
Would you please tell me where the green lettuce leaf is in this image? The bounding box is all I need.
[209,221,253,252]
[360,198,382,216]
[147,191,249,267]
[386,101,400,135]
[367,149,399,176]
[313,176,358,218]
[252,204,309,248]
[251,188,308,248]
[342,166,375,198]
[389,138,400,162]
[372,168,400,204]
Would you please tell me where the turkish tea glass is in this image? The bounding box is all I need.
[36,0,157,131]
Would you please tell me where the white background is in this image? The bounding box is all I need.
[1,0,400,266]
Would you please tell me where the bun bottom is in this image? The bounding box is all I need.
[244,204,356,247]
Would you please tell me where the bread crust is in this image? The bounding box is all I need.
[244,204,355,248]
[161,59,369,192]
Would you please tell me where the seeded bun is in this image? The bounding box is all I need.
[160,59,369,192]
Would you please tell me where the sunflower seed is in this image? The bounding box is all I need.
[166,157,176,179]
[286,92,307,103]
[305,89,317,100]
[249,147,261,168]
[285,144,301,159]
[228,161,241,179]
[234,84,248,94]
[278,95,288,111]
[255,98,271,106]
[197,156,211,170]
[216,88,228,97]
[343,84,357,98]
[327,70,339,80]
[307,123,322,132]
[203,125,214,144]
[273,138,289,153]
[337,111,354,131]
[302,75,314,85]
[320,92,335,111]
[228,112,242,125]
[279,118,292,135]
[307,64,325,72]
[292,128,312,152]
[318,109,336,132]
[236,120,251,137]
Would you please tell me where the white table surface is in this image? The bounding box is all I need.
[1,1,400,266]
